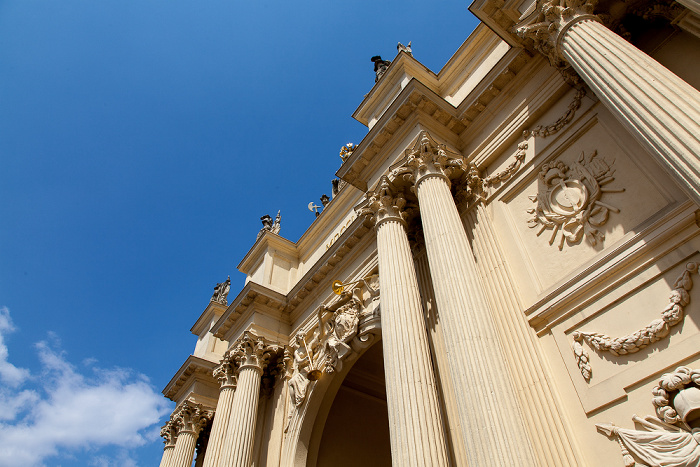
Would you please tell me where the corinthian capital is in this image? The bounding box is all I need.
[160,419,178,446]
[213,351,238,388]
[173,400,212,435]
[231,331,280,373]
[516,0,601,68]
[357,176,413,227]
[391,131,470,188]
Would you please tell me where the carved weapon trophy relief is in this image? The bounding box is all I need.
[527,149,625,250]
[572,262,698,383]
[596,366,700,466]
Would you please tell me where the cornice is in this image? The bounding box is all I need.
[238,231,298,275]
[162,355,218,402]
[337,47,531,192]
[190,300,227,337]
[211,281,287,340]
[286,214,375,315]
[353,51,439,126]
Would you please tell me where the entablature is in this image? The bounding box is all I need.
[211,281,287,342]
[162,355,218,405]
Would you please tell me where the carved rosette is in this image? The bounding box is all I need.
[516,0,601,68]
[213,351,238,389]
[230,331,279,375]
[173,401,212,436]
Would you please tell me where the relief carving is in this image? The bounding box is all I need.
[284,275,380,433]
[596,367,700,466]
[527,150,624,250]
[572,262,698,381]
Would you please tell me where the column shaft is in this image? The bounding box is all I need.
[219,367,262,467]
[170,430,198,467]
[159,445,174,467]
[560,19,700,205]
[376,217,450,467]
[202,386,235,467]
[416,174,535,466]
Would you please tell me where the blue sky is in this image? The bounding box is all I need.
[0,1,478,465]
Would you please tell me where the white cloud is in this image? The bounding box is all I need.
[0,307,30,387]
[0,307,171,466]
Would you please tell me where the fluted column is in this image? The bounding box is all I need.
[202,352,237,467]
[517,0,700,206]
[170,401,212,467]
[159,419,178,467]
[358,176,450,467]
[397,132,536,466]
[219,332,279,467]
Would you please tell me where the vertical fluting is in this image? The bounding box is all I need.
[414,249,469,466]
[561,19,700,206]
[467,204,582,465]
[219,366,262,467]
[170,430,198,467]
[159,445,174,467]
[416,174,536,466]
[376,217,450,467]
[202,385,235,467]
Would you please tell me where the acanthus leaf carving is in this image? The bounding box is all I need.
[571,262,698,381]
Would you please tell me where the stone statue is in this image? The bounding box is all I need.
[211,276,230,305]
[257,210,281,240]
[288,333,311,408]
[371,56,391,82]
[320,194,330,207]
[322,299,361,373]
[331,179,340,197]
[397,41,412,56]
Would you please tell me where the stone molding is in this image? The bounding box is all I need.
[162,355,218,402]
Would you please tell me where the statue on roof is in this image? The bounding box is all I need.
[371,56,391,82]
[211,276,231,305]
[397,41,412,56]
[257,210,281,240]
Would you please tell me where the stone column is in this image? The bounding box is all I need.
[202,352,237,467]
[396,132,536,466]
[219,332,279,467]
[159,419,178,467]
[517,0,700,206]
[170,401,211,467]
[358,177,450,467]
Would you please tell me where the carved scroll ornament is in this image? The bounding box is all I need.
[572,262,698,382]
[597,367,700,466]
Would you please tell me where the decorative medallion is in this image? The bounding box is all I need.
[527,150,624,250]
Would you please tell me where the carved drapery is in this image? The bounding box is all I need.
[357,179,451,466]
[389,131,537,466]
[597,367,700,466]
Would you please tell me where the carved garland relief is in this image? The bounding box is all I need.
[571,262,698,382]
